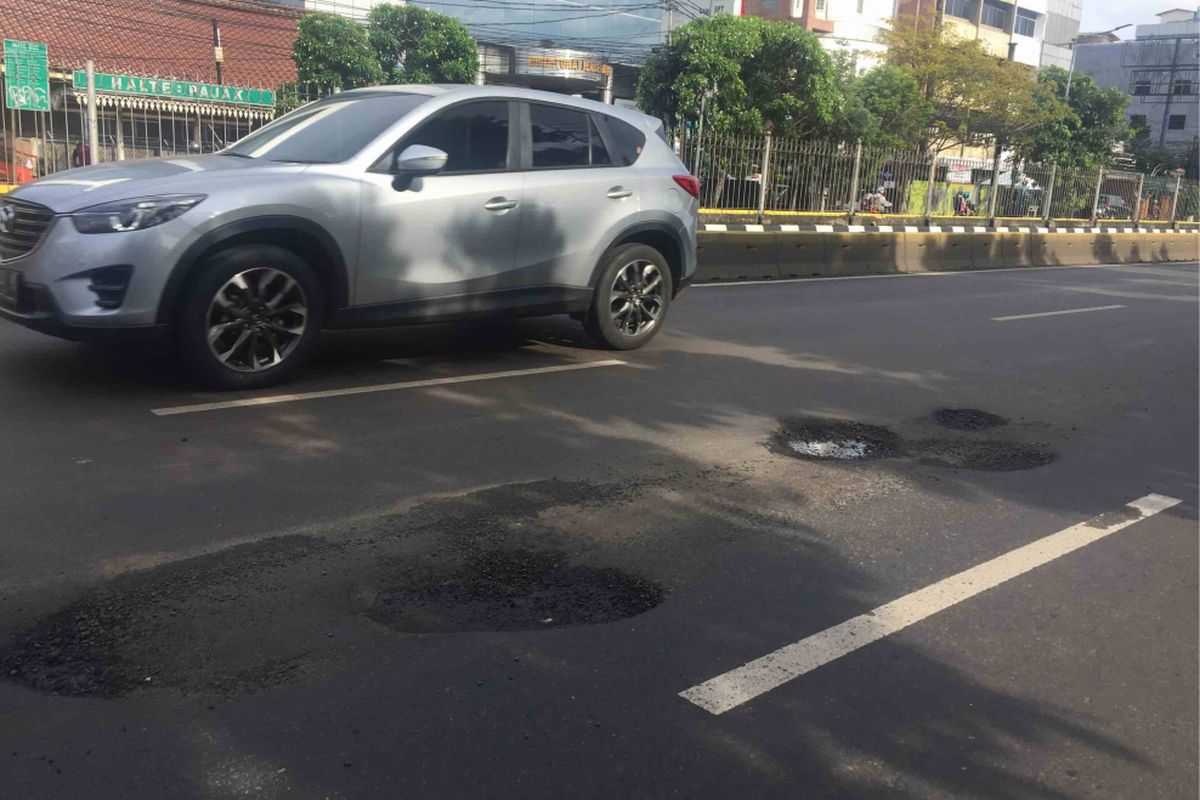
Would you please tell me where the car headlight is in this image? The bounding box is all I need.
[71,195,205,233]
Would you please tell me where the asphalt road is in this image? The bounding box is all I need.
[0,262,1196,799]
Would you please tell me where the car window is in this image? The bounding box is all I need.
[401,101,510,173]
[530,104,610,169]
[599,114,647,167]
[224,94,425,163]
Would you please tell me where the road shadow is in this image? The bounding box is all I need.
[0,473,1160,798]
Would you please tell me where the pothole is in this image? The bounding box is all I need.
[913,440,1055,471]
[933,408,1008,431]
[771,418,900,461]
[368,549,665,633]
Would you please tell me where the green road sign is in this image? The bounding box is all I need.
[71,71,275,108]
[4,40,50,112]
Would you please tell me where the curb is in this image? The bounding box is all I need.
[700,224,1194,234]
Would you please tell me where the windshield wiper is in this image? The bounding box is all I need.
[270,159,331,164]
[217,152,254,159]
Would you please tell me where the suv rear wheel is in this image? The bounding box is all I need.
[177,245,323,389]
[584,243,673,350]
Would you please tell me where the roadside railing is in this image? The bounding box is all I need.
[1,74,333,190]
[686,128,1199,226]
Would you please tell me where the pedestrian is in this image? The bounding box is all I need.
[71,141,91,167]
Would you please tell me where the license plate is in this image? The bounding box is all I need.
[0,268,20,309]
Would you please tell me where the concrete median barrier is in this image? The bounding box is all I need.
[900,232,974,273]
[696,232,780,281]
[1140,230,1167,262]
[823,233,902,275]
[1030,232,1097,266]
[1160,231,1200,261]
[695,228,1194,284]
[996,232,1033,267]
[1103,233,1146,264]
[971,233,1008,270]
[775,233,831,278]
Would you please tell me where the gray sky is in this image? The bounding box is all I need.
[1081,1,1196,38]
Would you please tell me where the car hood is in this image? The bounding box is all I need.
[7,155,305,212]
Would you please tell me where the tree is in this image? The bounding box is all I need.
[1014,66,1129,168]
[368,4,478,85]
[829,59,930,149]
[636,14,840,136]
[292,13,382,90]
[880,11,1065,155]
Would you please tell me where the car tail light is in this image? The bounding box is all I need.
[672,174,700,199]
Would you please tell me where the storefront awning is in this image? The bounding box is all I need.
[76,92,274,120]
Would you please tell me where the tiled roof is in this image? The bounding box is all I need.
[0,0,302,89]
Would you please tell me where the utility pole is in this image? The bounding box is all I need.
[85,60,100,164]
[984,35,1012,225]
[1041,24,1132,225]
[665,0,674,46]
[212,20,224,85]
[1159,35,1182,147]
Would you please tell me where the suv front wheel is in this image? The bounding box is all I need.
[177,245,323,389]
[584,243,673,350]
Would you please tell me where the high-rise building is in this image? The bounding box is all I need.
[1072,8,1200,153]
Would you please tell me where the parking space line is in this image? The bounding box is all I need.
[679,494,1181,716]
[991,304,1126,322]
[151,359,628,416]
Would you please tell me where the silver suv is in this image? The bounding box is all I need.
[0,86,698,388]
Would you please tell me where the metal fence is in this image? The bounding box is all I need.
[0,74,337,186]
[686,128,1199,224]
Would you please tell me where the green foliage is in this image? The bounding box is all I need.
[292,13,383,90]
[828,56,929,149]
[637,14,840,136]
[1129,140,1199,180]
[368,4,478,84]
[880,11,1065,152]
[1011,66,1128,168]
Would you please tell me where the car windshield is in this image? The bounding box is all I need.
[223,94,428,163]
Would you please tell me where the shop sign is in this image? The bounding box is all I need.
[516,48,612,82]
[945,162,973,183]
[71,71,275,107]
[4,40,50,111]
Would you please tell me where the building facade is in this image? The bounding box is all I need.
[1073,8,1200,153]
[895,0,1048,67]
[1,0,298,181]
[1040,0,1081,68]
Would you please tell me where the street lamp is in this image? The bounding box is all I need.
[1041,23,1132,224]
[1050,23,1132,101]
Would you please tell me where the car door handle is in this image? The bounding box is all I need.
[484,197,519,212]
[606,187,633,199]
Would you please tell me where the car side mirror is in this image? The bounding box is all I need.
[392,144,448,176]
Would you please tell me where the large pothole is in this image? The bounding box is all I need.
[913,440,1055,471]
[933,408,1008,431]
[369,549,664,633]
[770,414,1055,472]
[770,418,900,461]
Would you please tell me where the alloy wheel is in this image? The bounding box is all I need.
[205,268,309,372]
[609,259,664,337]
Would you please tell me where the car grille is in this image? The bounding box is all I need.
[0,198,56,261]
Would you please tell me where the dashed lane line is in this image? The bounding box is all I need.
[680,494,1182,715]
[991,304,1126,322]
[151,359,628,416]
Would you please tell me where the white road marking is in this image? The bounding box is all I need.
[991,304,1126,322]
[151,360,628,416]
[680,494,1181,715]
